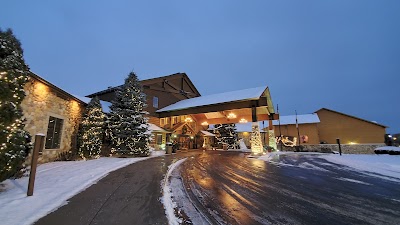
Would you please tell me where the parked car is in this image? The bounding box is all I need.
[374,146,400,155]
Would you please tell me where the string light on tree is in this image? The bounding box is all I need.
[78,96,105,160]
[0,29,32,182]
[106,72,150,156]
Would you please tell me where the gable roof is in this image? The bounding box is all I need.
[315,108,387,128]
[148,123,171,133]
[199,130,216,136]
[156,86,268,113]
[29,72,86,105]
[86,72,200,98]
[73,95,111,113]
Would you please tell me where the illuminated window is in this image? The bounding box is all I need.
[153,96,159,108]
[172,116,178,124]
[45,116,64,149]
[160,118,165,126]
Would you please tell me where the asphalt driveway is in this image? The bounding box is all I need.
[179,151,400,225]
[35,151,201,225]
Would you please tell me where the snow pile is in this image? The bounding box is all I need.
[161,158,187,225]
[239,139,248,150]
[259,152,400,180]
[319,154,400,180]
[0,152,165,225]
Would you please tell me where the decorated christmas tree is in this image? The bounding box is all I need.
[78,96,105,159]
[107,72,150,156]
[213,123,239,149]
[0,29,31,182]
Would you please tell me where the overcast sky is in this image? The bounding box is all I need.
[2,0,399,133]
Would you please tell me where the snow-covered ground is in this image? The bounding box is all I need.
[319,153,400,180]
[0,150,166,225]
[161,157,210,225]
[259,152,400,180]
[161,158,187,225]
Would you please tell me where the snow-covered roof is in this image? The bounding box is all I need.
[200,130,216,136]
[156,86,267,112]
[73,95,111,113]
[276,114,320,125]
[148,123,171,133]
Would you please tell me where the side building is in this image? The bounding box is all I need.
[269,108,386,147]
[22,73,86,162]
[315,108,386,144]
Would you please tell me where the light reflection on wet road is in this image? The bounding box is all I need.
[180,151,400,225]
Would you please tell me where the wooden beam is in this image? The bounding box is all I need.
[198,114,270,124]
[144,85,198,97]
[252,106,257,122]
[157,98,269,118]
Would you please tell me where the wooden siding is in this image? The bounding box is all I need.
[316,109,385,144]
[88,73,199,118]
[273,123,320,144]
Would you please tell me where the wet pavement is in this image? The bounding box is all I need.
[35,150,400,225]
[35,151,202,225]
[180,151,400,225]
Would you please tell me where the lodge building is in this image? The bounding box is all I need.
[87,73,276,152]
[22,71,387,162]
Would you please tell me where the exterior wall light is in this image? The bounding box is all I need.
[239,118,247,123]
[227,113,236,119]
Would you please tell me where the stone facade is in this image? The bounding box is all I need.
[280,144,385,154]
[21,78,84,163]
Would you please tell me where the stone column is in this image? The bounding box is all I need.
[250,122,264,155]
[268,119,277,150]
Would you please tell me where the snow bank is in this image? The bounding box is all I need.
[161,158,187,225]
[0,152,165,225]
[259,152,400,180]
[319,154,400,180]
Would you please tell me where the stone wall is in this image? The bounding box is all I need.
[279,144,385,154]
[21,78,84,163]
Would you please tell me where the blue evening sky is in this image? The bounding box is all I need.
[2,1,399,133]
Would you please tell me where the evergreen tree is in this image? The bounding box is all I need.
[78,96,105,159]
[213,123,239,149]
[107,72,150,156]
[0,29,31,182]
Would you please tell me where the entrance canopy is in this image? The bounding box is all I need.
[156,86,277,124]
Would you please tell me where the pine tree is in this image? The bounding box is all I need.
[107,72,150,156]
[213,123,239,149]
[78,96,105,159]
[0,29,31,182]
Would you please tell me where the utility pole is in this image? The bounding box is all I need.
[295,110,300,147]
[277,104,283,151]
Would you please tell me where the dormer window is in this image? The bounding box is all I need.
[153,96,159,108]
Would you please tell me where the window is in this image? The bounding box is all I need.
[172,116,178,125]
[160,118,165,127]
[45,116,64,149]
[156,134,163,145]
[153,96,159,108]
